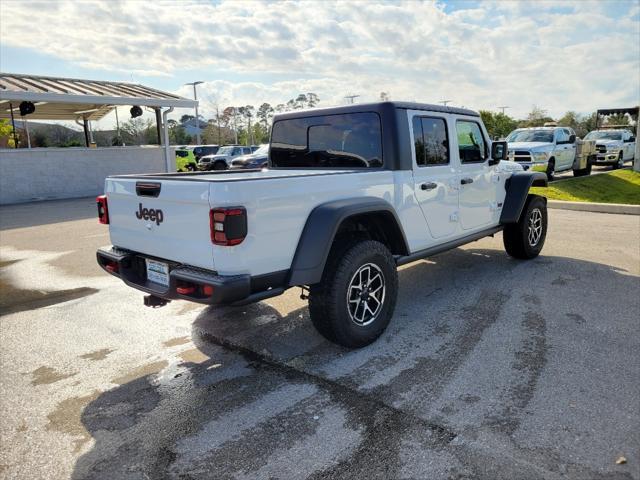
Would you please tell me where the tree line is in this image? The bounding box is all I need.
[1,99,633,148]
[480,106,631,140]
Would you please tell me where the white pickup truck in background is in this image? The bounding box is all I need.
[505,126,592,180]
[584,129,636,168]
[97,102,548,347]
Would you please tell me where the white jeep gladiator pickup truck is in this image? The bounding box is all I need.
[96,102,548,347]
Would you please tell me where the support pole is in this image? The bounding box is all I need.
[9,102,18,148]
[634,108,639,173]
[155,108,162,146]
[162,107,175,172]
[115,107,122,145]
[83,118,90,147]
[24,117,31,148]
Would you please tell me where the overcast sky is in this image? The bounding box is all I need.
[2,0,639,128]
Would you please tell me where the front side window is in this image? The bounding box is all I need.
[412,116,449,166]
[555,130,569,144]
[270,112,383,168]
[456,120,486,163]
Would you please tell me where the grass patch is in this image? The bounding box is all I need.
[531,169,640,205]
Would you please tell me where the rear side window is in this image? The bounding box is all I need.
[270,112,383,168]
[456,120,486,163]
[412,116,449,166]
[176,150,188,158]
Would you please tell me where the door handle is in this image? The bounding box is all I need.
[460,178,474,185]
[420,182,437,190]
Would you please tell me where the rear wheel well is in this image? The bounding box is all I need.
[333,212,408,256]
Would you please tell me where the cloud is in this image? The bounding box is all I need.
[1,0,639,119]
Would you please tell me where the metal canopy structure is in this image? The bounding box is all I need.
[0,73,196,121]
[0,73,197,170]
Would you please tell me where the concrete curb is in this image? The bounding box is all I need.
[547,200,640,215]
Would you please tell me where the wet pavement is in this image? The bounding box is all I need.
[0,198,638,479]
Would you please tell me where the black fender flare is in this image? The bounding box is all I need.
[500,172,548,224]
[287,197,409,286]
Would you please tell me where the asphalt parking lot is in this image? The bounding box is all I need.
[0,198,638,480]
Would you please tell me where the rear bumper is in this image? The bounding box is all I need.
[96,246,283,305]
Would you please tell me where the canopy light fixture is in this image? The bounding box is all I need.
[130,105,143,118]
[19,101,35,116]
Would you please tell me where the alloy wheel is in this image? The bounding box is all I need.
[346,263,386,326]
[528,208,543,247]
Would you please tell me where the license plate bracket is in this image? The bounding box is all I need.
[145,258,169,287]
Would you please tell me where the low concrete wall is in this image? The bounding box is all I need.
[0,146,175,205]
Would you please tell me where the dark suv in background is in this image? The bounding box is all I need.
[193,145,220,161]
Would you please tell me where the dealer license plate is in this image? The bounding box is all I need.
[146,259,169,287]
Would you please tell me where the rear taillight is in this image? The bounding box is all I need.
[210,207,247,246]
[97,195,109,224]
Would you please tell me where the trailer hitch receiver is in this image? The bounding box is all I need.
[144,295,170,308]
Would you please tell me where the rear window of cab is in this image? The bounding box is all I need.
[270,112,383,168]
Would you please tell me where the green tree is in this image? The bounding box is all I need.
[578,112,598,137]
[257,103,274,131]
[479,110,518,139]
[557,111,580,131]
[306,93,319,107]
[0,119,17,148]
[523,105,553,127]
[180,114,195,125]
[604,113,630,126]
[168,119,191,145]
[120,118,156,145]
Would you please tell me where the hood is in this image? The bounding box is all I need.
[200,154,229,162]
[507,141,553,151]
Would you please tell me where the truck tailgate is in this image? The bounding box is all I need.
[105,178,214,270]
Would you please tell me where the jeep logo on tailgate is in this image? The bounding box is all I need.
[135,203,164,225]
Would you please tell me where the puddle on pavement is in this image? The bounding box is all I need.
[163,336,191,348]
[30,366,77,386]
[47,391,101,452]
[0,278,98,315]
[79,348,114,361]
[111,360,168,385]
[178,348,209,364]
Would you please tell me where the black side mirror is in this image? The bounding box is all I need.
[569,134,576,143]
[629,136,636,142]
[490,141,508,165]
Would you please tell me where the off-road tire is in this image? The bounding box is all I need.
[308,240,398,348]
[213,161,227,170]
[573,163,591,177]
[546,159,555,181]
[613,152,623,170]
[503,195,548,260]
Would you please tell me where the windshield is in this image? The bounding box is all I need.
[584,131,622,141]
[506,130,554,143]
[217,146,234,155]
[270,112,383,168]
[254,144,269,155]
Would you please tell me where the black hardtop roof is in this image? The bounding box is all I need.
[273,101,479,121]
